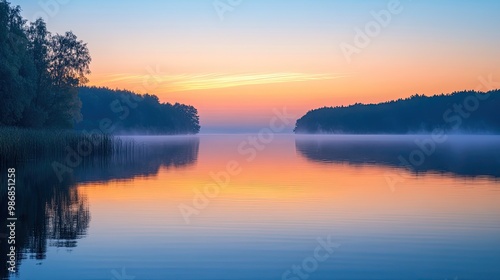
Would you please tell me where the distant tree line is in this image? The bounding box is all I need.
[77,87,200,134]
[294,90,500,134]
[0,0,90,128]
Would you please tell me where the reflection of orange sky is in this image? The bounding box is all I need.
[78,136,500,228]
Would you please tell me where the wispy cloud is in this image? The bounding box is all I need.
[92,72,348,92]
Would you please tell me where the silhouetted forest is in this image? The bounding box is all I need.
[0,0,90,128]
[295,90,500,134]
[0,0,199,134]
[77,87,200,134]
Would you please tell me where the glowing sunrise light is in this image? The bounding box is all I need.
[92,72,349,93]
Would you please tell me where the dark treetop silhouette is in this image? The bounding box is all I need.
[294,90,500,134]
[1,0,90,128]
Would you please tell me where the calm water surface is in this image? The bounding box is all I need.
[6,135,500,280]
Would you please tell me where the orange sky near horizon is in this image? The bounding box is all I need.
[87,53,500,131]
[16,0,500,132]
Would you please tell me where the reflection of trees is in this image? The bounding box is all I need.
[0,163,90,279]
[0,137,199,279]
[74,137,200,183]
[45,187,90,247]
[296,136,500,178]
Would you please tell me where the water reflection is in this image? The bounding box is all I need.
[0,164,90,280]
[295,135,500,177]
[0,137,199,279]
[4,135,500,279]
[74,136,199,183]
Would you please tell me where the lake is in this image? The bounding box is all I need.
[4,135,500,280]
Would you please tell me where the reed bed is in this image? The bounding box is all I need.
[0,127,115,164]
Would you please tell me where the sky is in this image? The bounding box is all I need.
[13,0,500,132]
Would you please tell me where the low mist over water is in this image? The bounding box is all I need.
[296,134,500,178]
